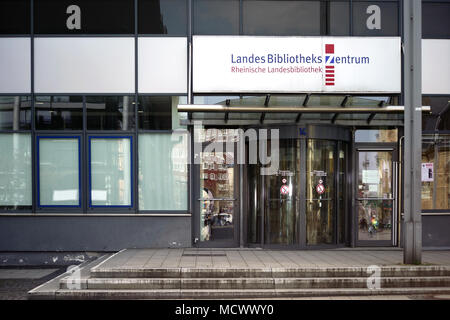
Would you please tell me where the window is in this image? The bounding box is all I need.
[352,1,399,36]
[194,0,239,35]
[87,96,135,131]
[37,136,81,207]
[355,129,398,143]
[89,137,133,207]
[422,135,450,211]
[34,0,134,34]
[139,96,182,130]
[138,0,187,34]
[0,133,32,209]
[422,1,450,39]
[0,0,30,34]
[138,133,188,210]
[328,1,350,35]
[35,96,83,130]
[243,0,321,35]
[0,96,31,130]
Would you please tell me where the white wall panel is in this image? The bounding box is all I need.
[138,37,187,94]
[34,38,135,93]
[422,39,450,95]
[0,38,31,93]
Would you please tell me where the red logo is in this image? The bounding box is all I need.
[324,44,335,86]
[316,184,325,194]
[280,185,289,195]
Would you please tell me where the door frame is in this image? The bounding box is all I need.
[192,141,240,248]
[354,143,399,247]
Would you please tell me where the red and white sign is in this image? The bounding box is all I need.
[316,184,325,194]
[280,184,289,195]
[193,36,401,93]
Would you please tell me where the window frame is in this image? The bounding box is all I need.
[87,134,135,210]
[36,135,82,210]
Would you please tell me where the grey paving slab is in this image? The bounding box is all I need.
[93,249,450,271]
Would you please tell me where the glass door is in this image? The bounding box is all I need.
[356,149,397,245]
[195,142,239,247]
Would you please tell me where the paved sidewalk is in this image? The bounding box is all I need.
[97,249,450,269]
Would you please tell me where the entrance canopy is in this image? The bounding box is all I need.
[178,94,431,126]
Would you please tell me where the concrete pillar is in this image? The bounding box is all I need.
[403,0,422,264]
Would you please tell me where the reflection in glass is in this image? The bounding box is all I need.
[357,200,392,241]
[243,0,320,35]
[0,96,31,130]
[90,137,132,206]
[38,137,80,206]
[0,133,32,208]
[357,151,392,199]
[355,129,398,143]
[35,96,83,130]
[306,140,335,245]
[264,139,299,245]
[87,96,135,130]
[138,0,187,34]
[139,96,185,130]
[338,142,346,244]
[422,136,450,210]
[138,133,188,210]
[247,163,261,244]
[357,151,393,241]
[194,0,239,35]
[199,150,235,242]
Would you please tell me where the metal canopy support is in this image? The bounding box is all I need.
[403,0,422,264]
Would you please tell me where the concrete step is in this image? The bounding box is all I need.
[61,276,450,290]
[46,287,450,300]
[90,266,450,279]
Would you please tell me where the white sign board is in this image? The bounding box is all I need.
[193,36,401,94]
[422,163,434,182]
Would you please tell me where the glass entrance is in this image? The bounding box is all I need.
[356,150,396,244]
[195,128,239,247]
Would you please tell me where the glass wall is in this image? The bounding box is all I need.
[422,135,450,211]
[194,0,239,35]
[0,133,32,209]
[138,0,187,34]
[243,0,321,36]
[138,133,188,210]
[35,96,83,130]
[306,139,335,245]
[38,137,80,206]
[0,96,31,130]
[87,96,135,131]
[264,139,300,245]
[89,137,132,207]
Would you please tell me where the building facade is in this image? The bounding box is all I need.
[0,0,449,255]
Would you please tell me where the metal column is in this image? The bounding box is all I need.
[402,0,422,264]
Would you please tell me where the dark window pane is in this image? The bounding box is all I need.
[35,96,83,130]
[0,0,30,34]
[87,96,135,130]
[352,1,399,36]
[138,96,172,130]
[194,0,239,35]
[34,0,134,34]
[329,1,350,35]
[423,96,450,131]
[423,2,450,39]
[138,0,187,34]
[0,96,31,130]
[243,0,321,36]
